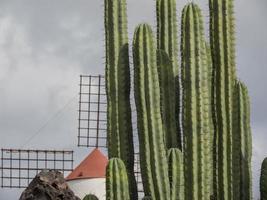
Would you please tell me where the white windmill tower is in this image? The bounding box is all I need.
[66,148,108,200]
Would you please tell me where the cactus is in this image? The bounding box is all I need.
[104,0,137,198]
[206,43,213,96]
[83,194,99,200]
[102,0,254,199]
[206,42,215,198]
[241,83,253,200]
[156,0,181,149]
[232,81,252,200]
[142,197,152,200]
[157,50,178,149]
[133,23,170,200]
[209,0,236,198]
[232,80,242,200]
[106,158,130,200]
[168,148,184,200]
[261,158,267,200]
[181,3,212,200]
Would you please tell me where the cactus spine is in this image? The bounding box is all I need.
[168,148,184,200]
[181,3,212,200]
[232,81,252,200]
[83,194,99,200]
[156,0,181,149]
[133,24,170,200]
[104,0,137,198]
[209,0,236,198]
[261,158,267,200]
[106,158,130,200]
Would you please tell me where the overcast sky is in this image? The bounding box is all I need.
[0,0,266,199]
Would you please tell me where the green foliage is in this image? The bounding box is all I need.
[83,194,99,200]
[106,158,130,200]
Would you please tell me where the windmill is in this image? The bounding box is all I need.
[1,74,144,199]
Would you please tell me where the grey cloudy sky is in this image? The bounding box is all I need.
[0,0,266,199]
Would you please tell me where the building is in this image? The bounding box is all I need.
[66,148,108,200]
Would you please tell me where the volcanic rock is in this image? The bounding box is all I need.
[19,170,80,200]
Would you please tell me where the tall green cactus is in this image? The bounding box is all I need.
[206,42,215,198]
[209,0,236,198]
[83,194,99,200]
[142,197,152,200]
[232,81,252,200]
[133,23,170,200]
[106,158,130,200]
[157,50,178,149]
[232,81,242,200]
[241,83,252,200]
[181,3,212,200]
[156,0,181,149]
[261,158,267,200]
[168,148,184,200]
[104,0,137,198]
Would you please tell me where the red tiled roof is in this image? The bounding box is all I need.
[66,148,108,181]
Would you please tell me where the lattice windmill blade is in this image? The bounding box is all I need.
[78,74,144,198]
[0,149,74,188]
[78,75,107,149]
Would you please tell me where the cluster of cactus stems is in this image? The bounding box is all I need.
[104,0,258,199]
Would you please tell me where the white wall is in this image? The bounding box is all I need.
[67,178,105,200]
